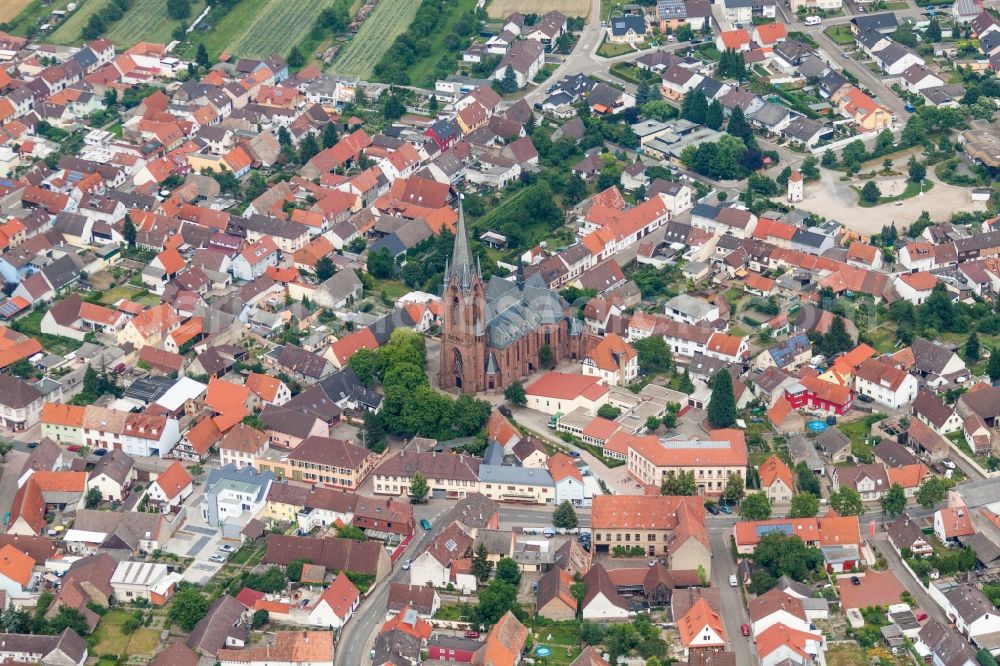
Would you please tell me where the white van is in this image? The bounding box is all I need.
[804,15,821,25]
[729,574,738,587]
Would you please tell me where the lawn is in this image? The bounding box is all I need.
[609,62,643,84]
[0,0,33,23]
[104,0,207,47]
[90,610,161,657]
[837,414,887,462]
[12,309,81,357]
[404,0,479,88]
[695,43,721,61]
[331,0,420,79]
[824,24,855,45]
[596,38,635,58]
[96,285,159,306]
[826,643,868,666]
[368,278,411,301]
[522,619,582,665]
[47,0,106,45]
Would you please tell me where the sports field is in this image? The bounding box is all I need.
[485,0,589,18]
[331,0,419,79]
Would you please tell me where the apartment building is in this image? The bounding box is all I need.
[372,450,481,500]
[253,435,376,490]
[625,429,749,496]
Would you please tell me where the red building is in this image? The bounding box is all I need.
[423,118,462,152]
[426,635,483,662]
[352,496,414,537]
[784,376,852,415]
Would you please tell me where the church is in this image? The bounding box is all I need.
[439,207,591,393]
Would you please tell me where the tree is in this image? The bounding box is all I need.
[314,256,336,281]
[987,347,1000,381]
[752,532,824,581]
[580,620,604,644]
[723,472,745,504]
[597,404,622,420]
[965,330,981,363]
[632,336,673,374]
[681,91,708,125]
[286,558,310,581]
[168,588,209,631]
[550,499,580,531]
[287,46,305,69]
[298,133,319,163]
[8,358,32,379]
[46,606,90,635]
[277,126,291,146]
[916,476,949,508]
[195,43,210,69]
[85,487,103,509]
[880,483,907,518]
[707,370,737,428]
[821,150,837,168]
[636,78,653,106]
[538,344,554,369]
[367,248,394,279]
[861,180,881,204]
[362,411,386,454]
[676,370,695,394]
[500,65,518,93]
[322,122,339,149]
[829,487,865,516]
[647,416,662,432]
[788,493,820,518]
[0,442,11,463]
[472,542,493,582]
[908,155,926,183]
[740,492,772,521]
[821,315,854,357]
[705,99,724,130]
[660,470,697,496]
[252,609,269,629]
[474,580,517,625]
[166,0,191,20]
[927,17,942,42]
[748,571,777,594]
[336,525,366,541]
[504,381,527,407]
[795,461,821,495]
[727,105,751,142]
[495,557,521,586]
[409,471,429,503]
[123,216,137,247]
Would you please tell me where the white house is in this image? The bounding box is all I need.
[665,294,720,326]
[581,333,638,387]
[756,623,824,666]
[944,584,1000,646]
[308,574,359,629]
[409,522,477,592]
[893,272,938,305]
[0,544,36,600]
[524,372,610,416]
[749,590,813,636]
[900,242,937,271]
[86,450,133,502]
[201,465,274,528]
[677,598,726,657]
[581,565,630,620]
[110,560,182,605]
[145,461,193,512]
[548,453,591,508]
[854,358,919,409]
[231,238,280,281]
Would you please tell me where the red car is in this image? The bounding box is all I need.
[464,631,480,639]
[915,611,928,622]
[741,624,751,637]
[67,445,80,452]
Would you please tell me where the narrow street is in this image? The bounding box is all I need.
[709,528,756,665]
[868,535,948,625]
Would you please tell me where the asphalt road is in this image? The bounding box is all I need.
[869,534,949,624]
[710,529,756,665]
[334,504,452,666]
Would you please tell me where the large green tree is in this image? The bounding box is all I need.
[752,532,824,581]
[168,588,209,631]
[707,370,737,428]
[739,492,772,521]
[829,487,865,516]
[472,543,493,582]
[632,336,673,374]
[660,470,697,496]
[916,476,950,508]
[495,558,521,587]
[880,483,907,518]
[723,472,745,504]
[553,501,579,530]
[504,381,527,407]
[409,472,429,503]
[788,492,820,518]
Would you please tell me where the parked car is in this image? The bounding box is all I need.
[942,459,956,470]
[857,394,873,403]
[705,503,720,515]
[850,576,861,585]
[401,559,411,570]
[67,445,80,452]
[741,624,751,637]
[569,450,581,458]
[209,554,226,563]
[26,443,37,449]
[465,631,480,639]
[420,519,432,530]
[729,574,738,587]
[718,504,733,514]
[219,544,235,553]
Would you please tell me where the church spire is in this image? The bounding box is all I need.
[447,198,479,291]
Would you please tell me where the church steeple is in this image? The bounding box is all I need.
[446,199,480,292]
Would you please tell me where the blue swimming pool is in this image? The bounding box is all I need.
[807,420,828,432]
[535,646,552,657]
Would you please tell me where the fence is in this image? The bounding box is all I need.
[809,129,881,155]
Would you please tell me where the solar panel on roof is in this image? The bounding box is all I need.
[445,539,458,552]
[756,523,793,537]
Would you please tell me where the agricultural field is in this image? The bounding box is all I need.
[105,0,206,47]
[0,0,33,24]
[405,0,478,87]
[222,0,331,58]
[188,0,272,59]
[486,0,590,18]
[331,0,419,79]
[46,0,105,45]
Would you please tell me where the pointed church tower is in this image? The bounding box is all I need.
[440,203,487,392]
